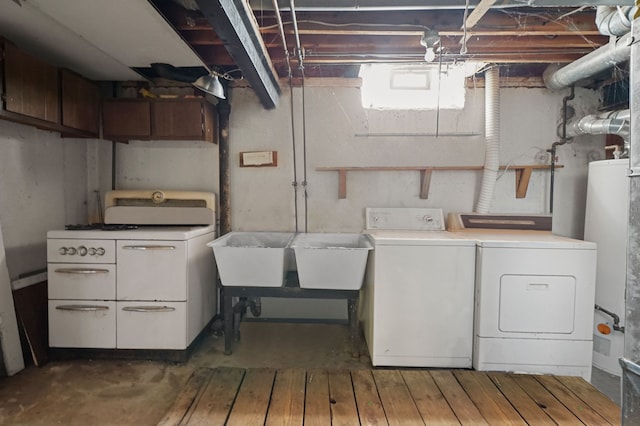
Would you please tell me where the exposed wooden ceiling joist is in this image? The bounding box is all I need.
[149,1,618,102]
[194,0,281,109]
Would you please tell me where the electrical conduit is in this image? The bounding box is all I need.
[475,66,500,214]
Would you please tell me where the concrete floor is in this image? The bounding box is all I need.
[0,322,370,425]
[0,322,622,425]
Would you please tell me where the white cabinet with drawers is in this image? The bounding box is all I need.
[47,226,216,354]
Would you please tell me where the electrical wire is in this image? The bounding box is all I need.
[461,0,470,55]
[289,80,299,233]
[301,71,309,233]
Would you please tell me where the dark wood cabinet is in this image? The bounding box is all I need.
[102,100,152,140]
[60,69,100,136]
[102,98,216,143]
[1,39,101,137]
[2,41,60,124]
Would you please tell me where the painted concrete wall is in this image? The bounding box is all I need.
[228,84,603,238]
[0,120,89,279]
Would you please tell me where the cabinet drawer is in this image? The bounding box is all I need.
[48,300,116,348]
[117,240,187,301]
[116,301,187,349]
[48,264,116,300]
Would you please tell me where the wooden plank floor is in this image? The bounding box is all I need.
[158,368,620,426]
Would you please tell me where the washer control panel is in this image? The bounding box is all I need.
[365,208,445,231]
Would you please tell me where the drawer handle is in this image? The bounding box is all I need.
[56,304,110,311]
[54,268,110,274]
[122,306,176,313]
[122,245,176,251]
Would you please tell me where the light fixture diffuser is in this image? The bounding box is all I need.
[193,73,226,99]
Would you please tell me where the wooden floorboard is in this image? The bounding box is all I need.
[556,375,621,424]
[351,369,387,425]
[372,369,423,425]
[402,370,460,426]
[453,370,526,426]
[226,368,276,426]
[304,369,332,426]
[487,372,556,425]
[265,369,306,426]
[159,368,621,426]
[328,370,360,426]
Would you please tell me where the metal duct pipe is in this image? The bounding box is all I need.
[475,66,500,214]
[596,6,636,36]
[543,31,633,90]
[563,109,630,141]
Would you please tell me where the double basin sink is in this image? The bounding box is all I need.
[207,232,373,290]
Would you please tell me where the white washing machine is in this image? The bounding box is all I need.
[361,208,476,367]
[466,231,597,380]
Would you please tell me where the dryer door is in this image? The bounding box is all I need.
[499,274,576,334]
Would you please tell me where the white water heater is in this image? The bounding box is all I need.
[584,159,629,377]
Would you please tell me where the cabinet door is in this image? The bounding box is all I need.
[116,240,187,301]
[102,100,151,140]
[117,301,187,349]
[61,69,100,136]
[48,300,116,348]
[4,42,59,123]
[152,100,210,140]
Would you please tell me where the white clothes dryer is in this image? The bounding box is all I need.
[466,231,597,380]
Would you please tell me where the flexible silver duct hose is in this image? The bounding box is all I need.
[596,6,635,36]
[476,66,500,214]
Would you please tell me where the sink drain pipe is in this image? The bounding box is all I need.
[475,66,500,214]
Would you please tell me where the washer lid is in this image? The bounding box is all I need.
[366,208,445,231]
[366,230,475,246]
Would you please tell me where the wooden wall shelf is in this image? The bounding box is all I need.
[316,165,563,199]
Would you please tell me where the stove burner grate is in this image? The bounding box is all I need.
[65,224,138,231]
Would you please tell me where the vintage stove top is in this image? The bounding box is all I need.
[49,190,217,240]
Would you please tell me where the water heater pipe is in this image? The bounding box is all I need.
[475,66,500,214]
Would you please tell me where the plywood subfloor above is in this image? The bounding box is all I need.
[159,368,621,425]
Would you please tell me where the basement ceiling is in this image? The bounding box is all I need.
[150,1,627,76]
[0,1,633,108]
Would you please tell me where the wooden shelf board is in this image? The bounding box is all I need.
[316,164,564,199]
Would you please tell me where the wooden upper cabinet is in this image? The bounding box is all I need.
[102,100,152,140]
[102,98,216,143]
[153,100,214,141]
[60,69,100,136]
[4,41,60,124]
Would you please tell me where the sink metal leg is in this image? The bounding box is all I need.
[224,294,233,355]
[348,297,360,358]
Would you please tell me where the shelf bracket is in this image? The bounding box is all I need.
[515,167,533,198]
[419,169,432,199]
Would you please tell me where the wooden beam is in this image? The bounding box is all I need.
[195,0,281,109]
[461,0,497,44]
